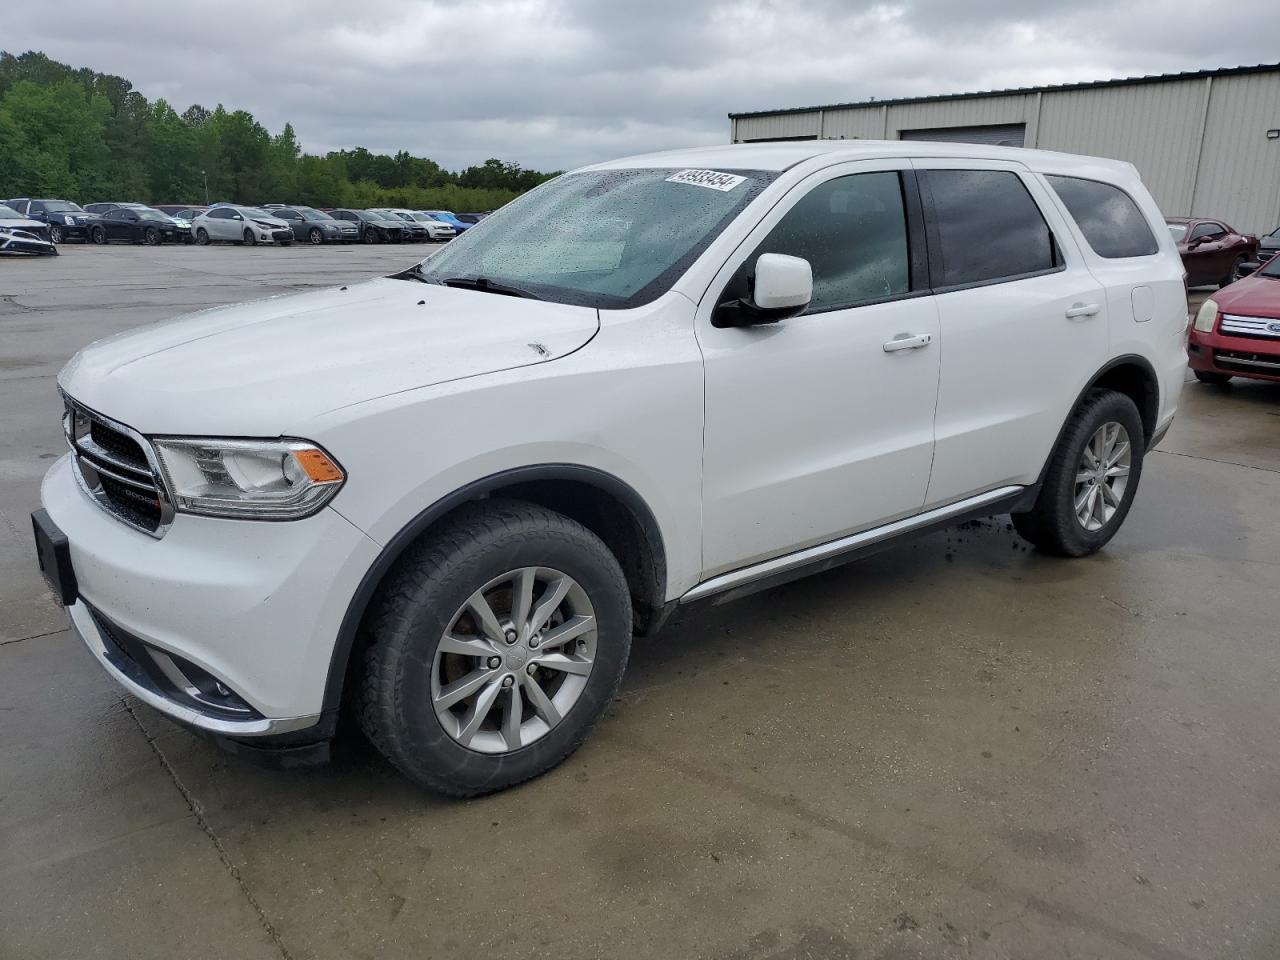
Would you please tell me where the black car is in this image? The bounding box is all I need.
[329,208,405,243]
[3,198,100,243]
[372,210,431,242]
[271,206,359,244]
[89,207,191,245]
[84,202,147,216]
[1258,227,1280,266]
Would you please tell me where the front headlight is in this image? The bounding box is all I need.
[152,438,345,520]
[1193,299,1219,333]
[64,215,76,225]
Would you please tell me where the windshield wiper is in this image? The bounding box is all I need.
[438,276,543,300]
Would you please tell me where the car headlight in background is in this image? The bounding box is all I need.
[1193,298,1219,333]
[152,438,345,520]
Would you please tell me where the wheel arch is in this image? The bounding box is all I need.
[1037,354,1160,487]
[321,464,668,717]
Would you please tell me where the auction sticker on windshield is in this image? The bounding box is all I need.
[665,169,746,191]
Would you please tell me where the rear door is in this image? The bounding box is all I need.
[913,160,1108,508]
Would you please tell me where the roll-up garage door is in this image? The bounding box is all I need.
[899,123,1026,147]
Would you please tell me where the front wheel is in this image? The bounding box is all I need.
[49,225,64,244]
[1012,389,1145,557]
[308,228,323,244]
[143,227,160,245]
[362,229,379,244]
[357,499,632,796]
[242,228,256,246]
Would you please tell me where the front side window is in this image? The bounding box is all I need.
[1189,222,1225,241]
[923,169,1060,288]
[416,168,776,309]
[720,171,910,314]
[1046,175,1158,258]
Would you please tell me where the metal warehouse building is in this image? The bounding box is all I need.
[729,64,1280,234]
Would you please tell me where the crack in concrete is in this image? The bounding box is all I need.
[121,698,294,960]
[0,628,67,646]
[1152,448,1280,475]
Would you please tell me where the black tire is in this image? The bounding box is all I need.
[1012,389,1145,557]
[1220,257,1246,288]
[242,228,256,246]
[357,499,632,796]
[143,227,160,246]
[280,239,292,246]
[195,227,210,245]
[49,225,64,244]
[1195,370,1232,386]
[363,229,379,244]
[308,228,323,245]
[89,226,106,245]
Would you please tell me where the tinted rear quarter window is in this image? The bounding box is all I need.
[1046,175,1158,258]
[923,169,1060,288]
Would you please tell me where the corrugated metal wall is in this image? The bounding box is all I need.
[731,71,1280,233]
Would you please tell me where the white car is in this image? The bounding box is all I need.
[0,204,58,255]
[34,141,1186,796]
[191,205,293,245]
[376,208,455,241]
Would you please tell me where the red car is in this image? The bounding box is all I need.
[1187,254,1280,384]
[1166,218,1258,288]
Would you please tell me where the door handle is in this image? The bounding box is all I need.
[882,333,932,352]
[1065,303,1101,319]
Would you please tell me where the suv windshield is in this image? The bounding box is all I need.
[416,168,775,308]
[44,201,84,213]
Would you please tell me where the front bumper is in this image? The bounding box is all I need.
[40,454,381,732]
[1188,327,1280,382]
[0,229,58,255]
[56,221,94,239]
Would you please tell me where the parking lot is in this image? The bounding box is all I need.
[3,244,1279,959]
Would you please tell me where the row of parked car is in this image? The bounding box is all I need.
[0,197,489,254]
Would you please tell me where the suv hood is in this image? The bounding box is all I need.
[59,278,600,435]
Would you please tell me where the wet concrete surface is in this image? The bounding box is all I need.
[2,249,1278,959]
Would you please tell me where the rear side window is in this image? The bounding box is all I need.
[723,171,911,314]
[1047,175,1158,258]
[922,169,1060,288]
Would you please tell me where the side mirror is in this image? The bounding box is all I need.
[714,253,813,327]
[1236,260,1260,277]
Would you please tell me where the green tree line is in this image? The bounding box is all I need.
[0,51,558,211]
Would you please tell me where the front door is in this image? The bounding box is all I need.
[697,162,941,577]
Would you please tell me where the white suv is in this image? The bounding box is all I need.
[33,142,1186,795]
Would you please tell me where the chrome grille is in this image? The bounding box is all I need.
[63,396,174,537]
[1220,314,1280,339]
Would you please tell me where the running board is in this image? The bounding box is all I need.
[680,485,1028,606]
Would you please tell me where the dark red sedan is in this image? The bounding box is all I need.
[1187,255,1280,384]
[1166,218,1258,288]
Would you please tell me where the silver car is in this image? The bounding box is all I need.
[191,206,293,246]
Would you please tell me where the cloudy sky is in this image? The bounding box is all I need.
[6,0,1279,172]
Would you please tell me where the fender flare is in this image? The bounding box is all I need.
[320,463,667,716]
[1033,353,1160,491]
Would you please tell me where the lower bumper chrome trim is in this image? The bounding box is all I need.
[69,601,321,737]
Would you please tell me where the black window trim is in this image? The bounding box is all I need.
[715,168,932,320]
[915,167,1068,296]
[1043,173,1161,261]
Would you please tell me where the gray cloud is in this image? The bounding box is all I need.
[5,0,1278,171]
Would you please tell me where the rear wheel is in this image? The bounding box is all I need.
[357,499,632,796]
[49,225,64,244]
[1012,389,1145,557]
[308,228,323,244]
[89,226,106,245]
[1195,370,1232,386]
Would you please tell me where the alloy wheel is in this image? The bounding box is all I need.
[49,225,64,244]
[1074,421,1131,531]
[144,227,160,245]
[309,228,323,244]
[431,566,597,754]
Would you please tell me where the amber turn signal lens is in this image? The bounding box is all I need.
[291,448,345,484]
